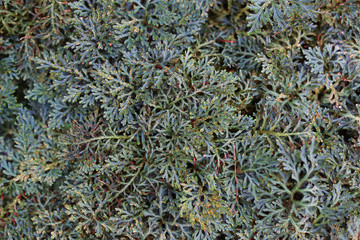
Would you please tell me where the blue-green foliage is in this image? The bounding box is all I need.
[1,0,360,239]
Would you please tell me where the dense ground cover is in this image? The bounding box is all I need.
[1,0,360,239]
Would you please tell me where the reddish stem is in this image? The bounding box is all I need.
[218,39,235,43]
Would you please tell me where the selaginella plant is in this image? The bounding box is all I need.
[1,0,360,239]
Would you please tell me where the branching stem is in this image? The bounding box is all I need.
[113,161,145,198]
